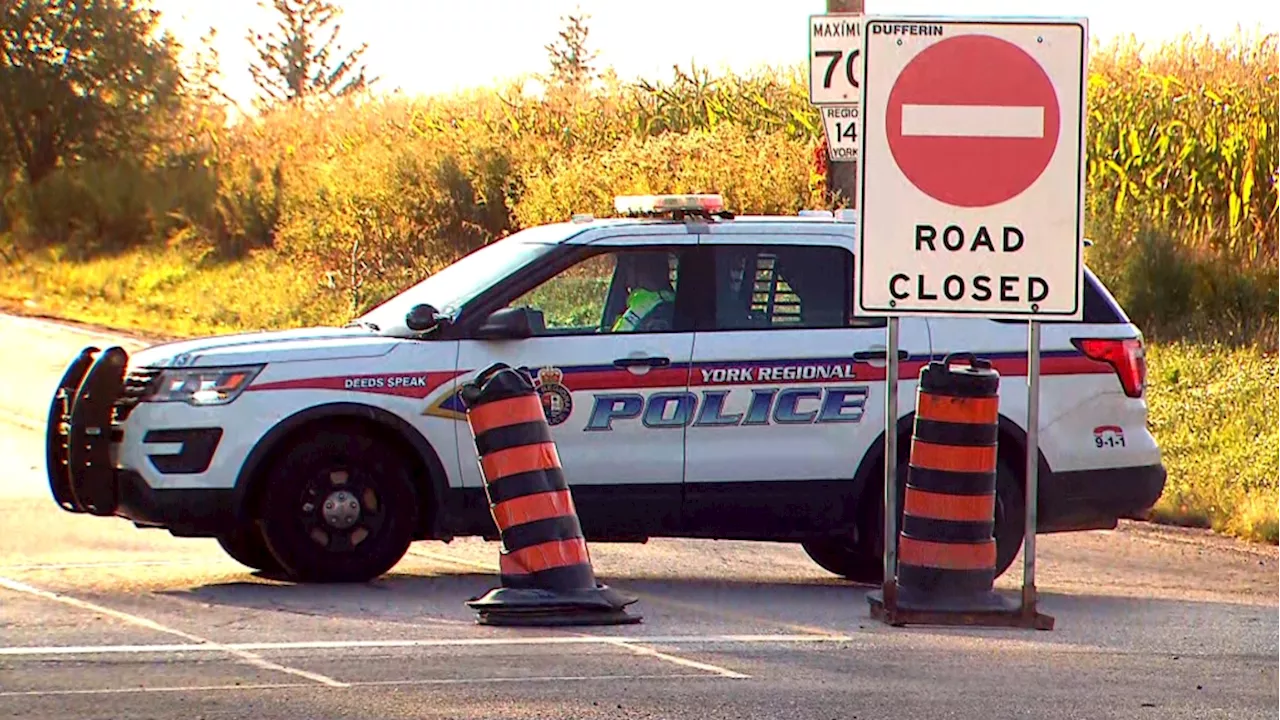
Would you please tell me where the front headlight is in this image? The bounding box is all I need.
[147,365,264,406]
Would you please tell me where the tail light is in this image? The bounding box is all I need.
[1072,337,1146,398]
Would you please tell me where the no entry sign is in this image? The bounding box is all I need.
[856,19,1087,320]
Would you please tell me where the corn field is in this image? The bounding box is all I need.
[2,31,1275,341]
[1085,33,1278,265]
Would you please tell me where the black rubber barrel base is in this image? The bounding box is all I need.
[867,588,1055,630]
[467,584,642,627]
[895,586,1018,613]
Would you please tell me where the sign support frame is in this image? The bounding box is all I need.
[860,15,1082,631]
[871,316,1053,630]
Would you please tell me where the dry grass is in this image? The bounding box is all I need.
[1144,342,1278,543]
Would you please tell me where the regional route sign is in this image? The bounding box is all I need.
[855,18,1088,320]
[810,14,864,164]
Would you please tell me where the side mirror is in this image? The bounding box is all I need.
[405,303,440,332]
[475,307,533,339]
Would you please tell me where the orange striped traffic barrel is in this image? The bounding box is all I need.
[459,362,639,626]
[895,353,1012,612]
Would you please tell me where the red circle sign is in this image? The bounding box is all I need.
[886,34,1060,208]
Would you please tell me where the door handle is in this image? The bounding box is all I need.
[853,349,910,362]
[613,356,671,369]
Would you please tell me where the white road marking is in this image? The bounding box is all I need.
[598,639,750,679]
[0,633,851,656]
[0,682,314,698]
[901,103,1045,138]
[0,674,716,698]
[0,559,229,571]
[0,407,41,431]
[0,575,348,687]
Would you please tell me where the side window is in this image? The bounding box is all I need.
[506,248,682,336]
[710,244,884,330]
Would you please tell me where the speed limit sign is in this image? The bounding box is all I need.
[809,14,863,104]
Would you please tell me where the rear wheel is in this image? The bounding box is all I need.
[804,450,1025,584]
[802,455,906,585]
[256,427,419,583]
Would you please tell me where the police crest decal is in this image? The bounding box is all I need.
[532,366,573,426]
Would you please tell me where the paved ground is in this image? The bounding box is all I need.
[0,312,1276,719]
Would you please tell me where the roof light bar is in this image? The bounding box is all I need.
[614,193,727,217]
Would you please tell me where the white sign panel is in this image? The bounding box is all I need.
[821,105,859,161]
[809,14,864,104]
[856,18,1088,320]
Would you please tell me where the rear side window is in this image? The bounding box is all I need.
[1081,269,1130,324]
[993,269,1129,325]
[708,244,884,330]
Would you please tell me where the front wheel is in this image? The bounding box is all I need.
[216,523,283,574]
[256,427,419,583]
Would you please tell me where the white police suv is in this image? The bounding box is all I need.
[45,194,1165,584]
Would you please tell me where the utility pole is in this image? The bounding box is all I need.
[825,0,863,208]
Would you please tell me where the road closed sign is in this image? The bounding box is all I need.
[856,18,1088,320]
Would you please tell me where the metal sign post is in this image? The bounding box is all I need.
[853,15,1088,630]
[881,316,900,611]
[1022,320,1042,618]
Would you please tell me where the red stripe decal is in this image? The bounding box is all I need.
[248,371,464,399]
[507,355,1108,394]
[848,355,1111,382]
[245,352,1109,403]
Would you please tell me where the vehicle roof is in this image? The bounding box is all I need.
[527,213,858,246]
[566,214,856,228]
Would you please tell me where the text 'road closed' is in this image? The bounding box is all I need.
[882,223,1052,308]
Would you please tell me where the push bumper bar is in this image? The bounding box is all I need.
[46,346,128,516]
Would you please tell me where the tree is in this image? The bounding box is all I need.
[247,0,375,109]
[543,12,598,92]
[0,0,183,185]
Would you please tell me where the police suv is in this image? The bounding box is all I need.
[45,194,1166,584]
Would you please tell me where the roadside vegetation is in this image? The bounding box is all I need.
[0,2,1275,542]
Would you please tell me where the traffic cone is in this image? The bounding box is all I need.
[870,353,1050,627]
[459,362,640,626]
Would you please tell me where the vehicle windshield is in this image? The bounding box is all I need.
[355,223,578,336]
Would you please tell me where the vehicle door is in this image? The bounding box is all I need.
[450,232,698,538]
[681,229,932,538]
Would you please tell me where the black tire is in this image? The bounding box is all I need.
[256,426,419,583]
[216,523,284,574]
[805,450,1024,584]
[991,458,1027,579]
[801,537,883,585]
[802,453,907,584]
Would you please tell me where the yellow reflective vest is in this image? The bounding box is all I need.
[611,288,675,332]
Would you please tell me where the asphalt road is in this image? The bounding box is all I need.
[0,312,1276,719]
